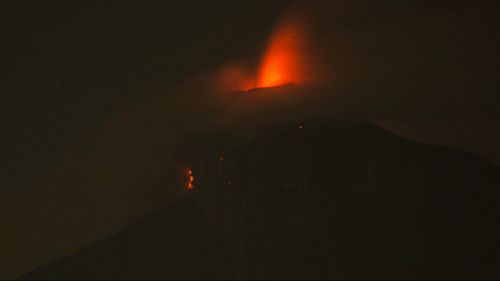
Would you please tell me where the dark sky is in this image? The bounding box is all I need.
[1,0,291,197]
[1,1,499,279]
[2,0,499,197]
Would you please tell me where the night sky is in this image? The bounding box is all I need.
[1,1,499,279]
[1,0,290,197]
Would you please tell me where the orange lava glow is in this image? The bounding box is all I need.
[256,20,308,88]
[216,16,313,92]
[185,168,194,191]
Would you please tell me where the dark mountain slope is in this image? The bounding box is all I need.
[23,121,500,279]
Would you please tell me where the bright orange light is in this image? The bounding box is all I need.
[185,168,194,191]
[216,15,315,92]
[256,20,308,88]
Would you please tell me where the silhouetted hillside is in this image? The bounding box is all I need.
[23,121,500,279]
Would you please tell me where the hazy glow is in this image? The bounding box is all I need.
[256,21,307,88]
[216,16,312,92]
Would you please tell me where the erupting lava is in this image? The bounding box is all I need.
[255,19,309,89]
[217,15,313,92]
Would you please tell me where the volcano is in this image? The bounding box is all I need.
[23,121,500,280]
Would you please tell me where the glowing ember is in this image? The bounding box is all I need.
[185,168,195,191]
